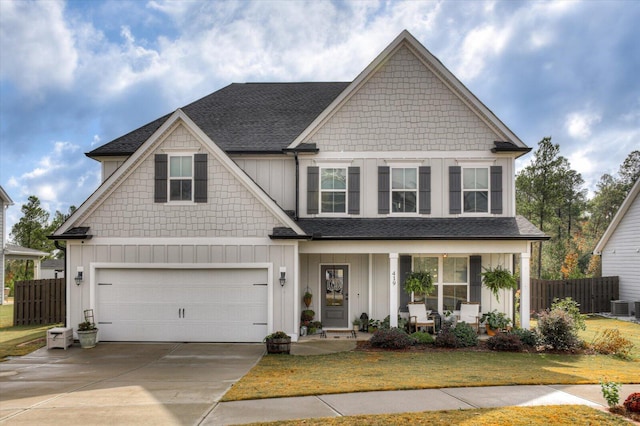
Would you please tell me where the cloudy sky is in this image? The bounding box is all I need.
[1,0,639,237]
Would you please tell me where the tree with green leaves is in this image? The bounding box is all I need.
[10,195,52,277]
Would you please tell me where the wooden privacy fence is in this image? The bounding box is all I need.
[13,278,65,325]
[530,276,619,314]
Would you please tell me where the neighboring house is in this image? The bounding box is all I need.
[52,31,547,342]
[41,258,65,279]
[1,185,14,304]
[1,186,49,304]
[594,178,640,315]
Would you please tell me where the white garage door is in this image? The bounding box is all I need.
[95,268,268,342]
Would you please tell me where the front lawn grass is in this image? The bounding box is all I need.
[0,303,58,361]
[246,405,628,426]
[223,317,640,401]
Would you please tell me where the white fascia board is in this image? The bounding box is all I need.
[594,178,640,254]
[81,236,299,246]
[299,239,530,255]
[0,186,14,205]
[300,150,505,160]
[288,30,526,151]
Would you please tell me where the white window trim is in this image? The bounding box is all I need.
[390,166,418,215]
[168,153,195,204]
[461,166,490,215]
[412,255,470,313]
[319,166,348,215]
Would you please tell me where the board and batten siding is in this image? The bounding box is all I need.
[299,156,514,218]
[233,157,296,212]
[601,190,640,306]
[67,240,297,336]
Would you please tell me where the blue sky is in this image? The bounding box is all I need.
[1,0,639,237]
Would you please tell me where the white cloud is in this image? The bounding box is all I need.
[565,111,602,139]
[0,0,78,95]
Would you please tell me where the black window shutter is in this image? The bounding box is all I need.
[154,154,167,203]
[194,153,207,203]
[399,255,412,312]
[348,167,360,215]
[449,166,461,214]
[419,166,431,214]
[470,255,482,303]
[378,166,390,214]
[490,166,503,214]
[307,166,319,214]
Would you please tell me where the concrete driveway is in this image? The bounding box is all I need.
[0,342,265,425]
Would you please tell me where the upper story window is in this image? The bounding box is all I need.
[462,168,488,213]
[169,156,193,201]
[391,167,417,213]
[320,168,347,213]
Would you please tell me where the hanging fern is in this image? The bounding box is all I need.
[481,265,517,302]
[403,271,435,297]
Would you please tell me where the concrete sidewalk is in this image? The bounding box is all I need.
[204,384,640,425]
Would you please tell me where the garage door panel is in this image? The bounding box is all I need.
[96,268,268,342]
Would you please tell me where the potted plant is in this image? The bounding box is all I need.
[303,291,312,308]
[368,318,380,332]
[352,318,361,331]
[264,331,291,354]
[301,309,315,322]
[480,310,512,336]
[481,265,517,302]
[77,321,98,349]
[403,270,435,302]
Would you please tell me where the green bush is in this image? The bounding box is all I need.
[513,328,539,347]
[537,308,581,351]
[370,328,415,349]
[551,297,586,331]
[411,331,435,345]
[487,332,524,352]
[453,322,478,347]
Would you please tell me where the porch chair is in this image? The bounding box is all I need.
[407,303,435,333]
[458,302,480,333]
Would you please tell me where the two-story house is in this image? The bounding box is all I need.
[52,31,547,342]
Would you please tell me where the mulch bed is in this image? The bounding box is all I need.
[355,340,593,355]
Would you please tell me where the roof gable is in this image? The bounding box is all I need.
[57,110,306,237]
[594,178,640,254]
[289,31,528,150]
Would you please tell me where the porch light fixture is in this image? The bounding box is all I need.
[74,271,83,286]
[279,271,286,287]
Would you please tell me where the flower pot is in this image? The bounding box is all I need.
[303,294,312,308]
[486,325,497,336]
[77,329,98,349]
[265,337,291,354]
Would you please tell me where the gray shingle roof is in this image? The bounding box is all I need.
[272,216,548,240]
[87,82,349,157]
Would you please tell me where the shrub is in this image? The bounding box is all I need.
[624,392,640,413]
[370,327,415,349]
[592,329,634,359]
[301,310,315,322]
[537,308,581,351]
[435,322,458,348]
[411,331,435,345]
[600,379,621,408]
[487,332,524,352]
[551,297,586,331]
[453,322,478,347]
[513,328,539,347]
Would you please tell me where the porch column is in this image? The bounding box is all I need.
[520,251,531,330]
[389,253,398,327]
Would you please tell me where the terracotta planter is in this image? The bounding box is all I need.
[265,337,291,354]
[303,294,312,308]
[486,325,497,336]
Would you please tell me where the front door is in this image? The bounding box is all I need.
[321,265,349,328]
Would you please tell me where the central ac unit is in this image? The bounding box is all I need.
[611,300,629,316]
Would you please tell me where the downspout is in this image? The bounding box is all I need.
[54,240,67,327]
[294,151,299,220]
